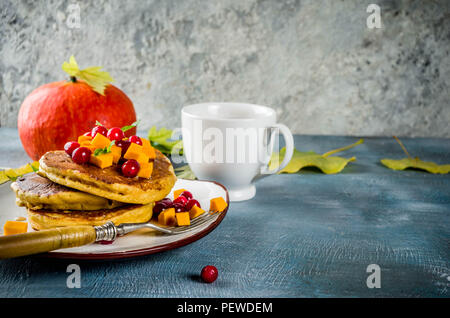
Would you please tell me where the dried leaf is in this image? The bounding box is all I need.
[270,139,364,174]
[380,136,450,174]
[0,162,39,184]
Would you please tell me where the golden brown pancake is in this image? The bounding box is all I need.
[27,203,154,230]
[38,149,177,204]
[11,173,125,211]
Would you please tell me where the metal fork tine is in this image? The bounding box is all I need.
[166,212,218,233]
[115,211,222,238]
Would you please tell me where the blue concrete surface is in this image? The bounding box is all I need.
[0,129,448,297]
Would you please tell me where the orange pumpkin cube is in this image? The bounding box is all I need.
[3,221,28,236]
[137,161,153,179]
[124,143,149,164]
[141,138,156,159]
[210,197,228,213]
[91,133,111,149]
[189,205,205,219]
[110,145,122,164]
[176,212,190,226]
[90,153,113,169]
[173,189,187,199]
[158,208,176,226]
[78,135,92,144]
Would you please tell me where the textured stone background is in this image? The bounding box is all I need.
[1,0,449,137]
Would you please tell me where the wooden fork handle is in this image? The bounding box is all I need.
[0,226,96,259]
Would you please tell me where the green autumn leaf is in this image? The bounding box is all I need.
[0,161,40,184]
[380,136,450,174]
[148,126,183,156]
[270,139,364,174]
[381,158,450,174]
[62,55,114,95]
[174,165,196,180]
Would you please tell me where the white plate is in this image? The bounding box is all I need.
[0,178,229,259]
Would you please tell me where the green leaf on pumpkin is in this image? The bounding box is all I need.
[94,141,115,156]
[269,139,364,174]
[380,136,450,174]
[62,55,114,96]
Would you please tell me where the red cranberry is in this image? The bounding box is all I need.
[91,125,108,138]
[83,131,92,137]
[71,147,91,164]
[201,265,218,283]
[173,195,188,206]
[121,159,140,177]
[107,127,125,141]
[116,139,131,156]
[129,135,142,145]
[180,190,193,200]
[64,141,80,156]
[186,199,201,211]
[173,203,186,213]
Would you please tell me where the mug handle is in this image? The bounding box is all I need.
[260,123,294,175]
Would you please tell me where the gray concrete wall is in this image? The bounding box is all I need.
[1,0,449,137]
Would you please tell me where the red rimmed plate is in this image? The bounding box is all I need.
[0,179,228,260]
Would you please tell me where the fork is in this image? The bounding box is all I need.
[0,211,220,259]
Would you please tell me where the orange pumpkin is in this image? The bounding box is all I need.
[18,79,137,160]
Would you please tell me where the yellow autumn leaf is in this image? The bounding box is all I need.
[270,139,364,174]
[0,162,39,185]
[381,158,450,174]
[62,55,114,95]
[380,136,450,174]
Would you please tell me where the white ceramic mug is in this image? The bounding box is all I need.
[181,102,294,201]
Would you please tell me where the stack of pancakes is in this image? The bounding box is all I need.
[11,149,177,230]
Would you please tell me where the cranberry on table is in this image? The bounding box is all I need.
[64,141,80,156]
[116,139,131,156]
[91,125,108,138]
[201,265,218,283]
[173,195,188,206]
[180,190,193,200]
[121,159,140,177]
[186,199,201,211]
[107,127,125,141]
[71,147,91,164]
[129,135,142,145]
[173,203,186,213]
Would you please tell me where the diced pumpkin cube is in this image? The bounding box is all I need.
[91,133,111,149]
[176,212,190,226]
[110,145,122,164]
[141,138,156,159]
[158,208,176,226]
[78,135,92,144]
[189,205,205,219]
[210,197,228,213]
[3,221,28,236]
[137,161,153,179]
[173,189,187,199]
[124,143,148,164]
[90,153,113,169]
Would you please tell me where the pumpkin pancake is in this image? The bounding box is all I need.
[11,173,125,211]
[27,203,154,230]
[38,149,177,204]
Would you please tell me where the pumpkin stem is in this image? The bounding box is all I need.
[69,76,77,83]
